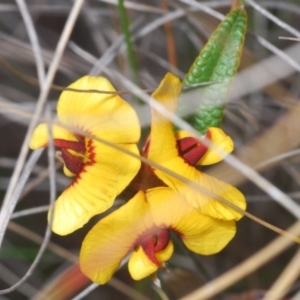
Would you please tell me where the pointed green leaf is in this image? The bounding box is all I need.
[180,8,247,134]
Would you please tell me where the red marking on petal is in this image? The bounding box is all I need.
[177,130,211,166]
[54,139,85,154]
[86,139,96,163]
[61,148,83,174]
[67,138,96,188]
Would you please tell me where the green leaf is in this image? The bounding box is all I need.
[179,8,247,134]
[0,247,57,262]
[117,0,139,86]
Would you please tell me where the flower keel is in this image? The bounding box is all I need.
[139,229,170,266]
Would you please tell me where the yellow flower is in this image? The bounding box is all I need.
[29,76,141,235]
[148,73,246,220]
[79,73,246,283]
[80,188,236,283]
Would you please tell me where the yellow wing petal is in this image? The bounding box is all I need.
[198,127,234,165]
[175,128,234,165]
[29,123,77,150]
[181,216,236,255]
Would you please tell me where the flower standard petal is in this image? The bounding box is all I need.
[80,190,151,284]
[146,187,236,255]
[57,76,140,144]
[50,142,141,235]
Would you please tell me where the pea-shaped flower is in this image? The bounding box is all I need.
[80,188,236,283]
[29,76,141,235]
[148,73,245,221]
[79,73,246,283]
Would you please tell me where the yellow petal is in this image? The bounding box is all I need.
[80,190,152,284]
[199,127,234,165]
[154,161,246,220]
[128,246,159,280]
[182,216,236,255]
[50,141,141,235]
[57,76,140,144]
[63,164,76,177]
[147,74,245,220]
[175,130,192,140]
[29,123,77,150]
[147,187,236,254]
[156,240,174,262]
[128,240,174,280]
[80,186,236,284]
[148,73,182,162]
[175,127,234,165]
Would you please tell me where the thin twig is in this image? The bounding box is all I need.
[180,221,300,300]
[0,107,56,294]
[11,206,49,220]
[247,0,300,39]
[262,247,300,300]
[0,0,84,249]
[15,0,45,84]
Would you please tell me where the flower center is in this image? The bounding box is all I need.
[54,135,85,174]
[130,161,167,192]
[139,229,170,266]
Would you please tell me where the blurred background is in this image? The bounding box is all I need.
[1,0,300,299]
